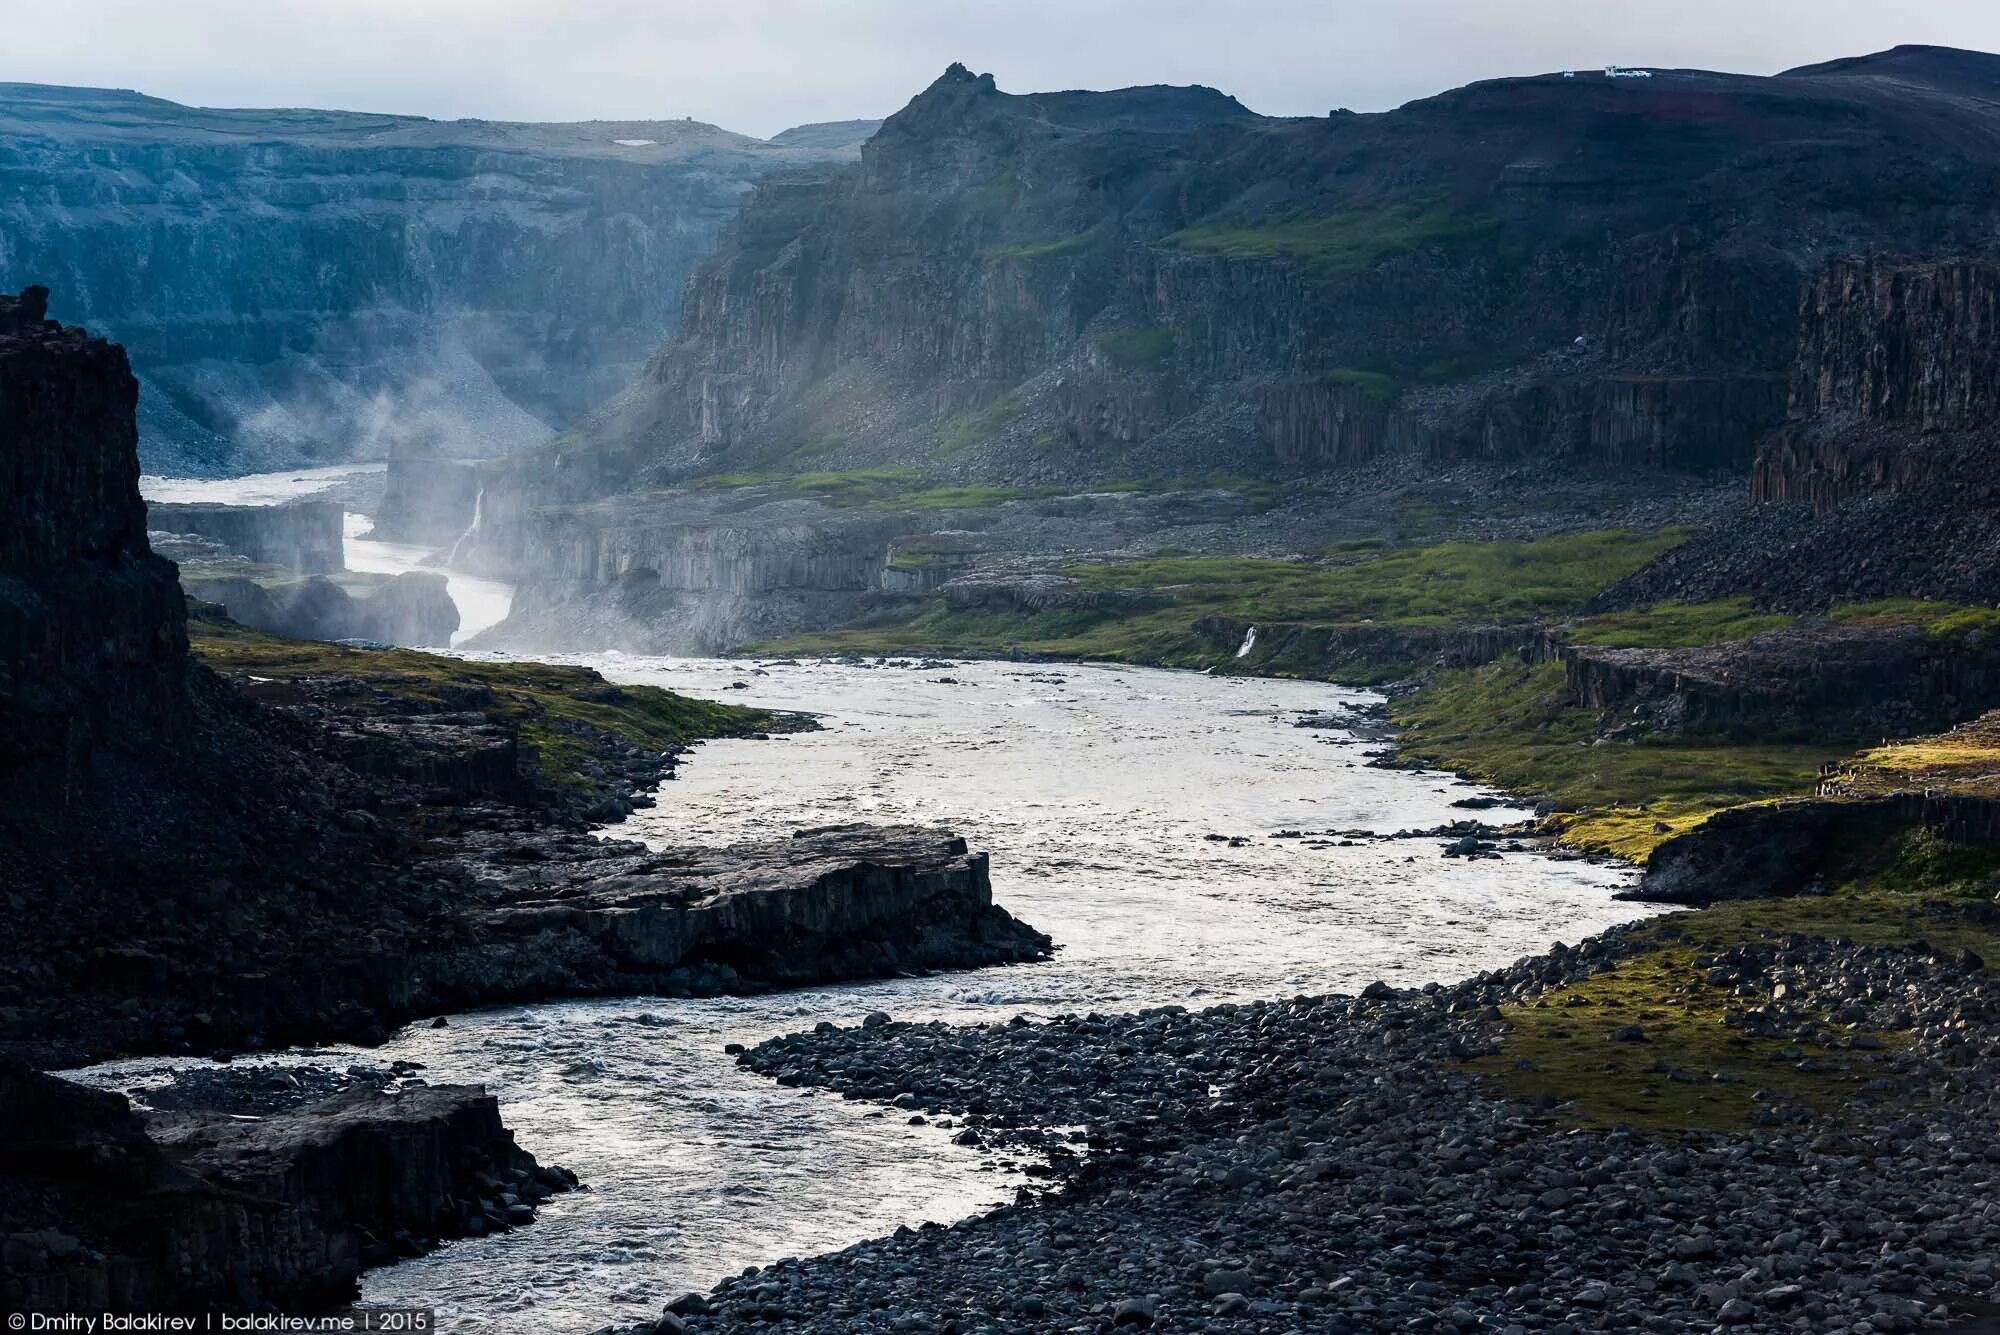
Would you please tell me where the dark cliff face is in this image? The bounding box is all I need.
[1753,256,2000,511]
[1598,251,2000,612]
[0,83,876,476]
[0,285,188,797]
[516,48,2000,511]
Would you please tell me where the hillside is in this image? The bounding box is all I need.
[0,82,876,474]
[443,47,2000,653]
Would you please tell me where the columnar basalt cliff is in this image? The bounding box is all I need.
[0,83,877,475]
[1753,256,2000,512]
[1604,252,2000,611]
[1,1065,572,1315]
[0,286,188,799]
[147,499,345,574]
[446,48,2000,650]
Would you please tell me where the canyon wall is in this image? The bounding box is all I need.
[1603,252,2000,611]
[1753,256,2000,512]
[0,286,189,800]
[442,49,2000,650]
[533,52,2000,499]
[0,83,875,475]
[146,500,344,574]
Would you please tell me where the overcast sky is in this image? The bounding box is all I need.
[6,0,2000,138]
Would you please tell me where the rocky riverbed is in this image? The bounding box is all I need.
[614,916,2000,1334]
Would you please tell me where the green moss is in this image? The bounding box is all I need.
[1061,531,1687,626]
[1390,660,1836,860]
[189,619,772,789]
[1828,598,2000,643]
[1160,199,1503,283]
[1463,939,1911,1136]
[935,393,1024,458]
[1095,326,1176,372]
[1564,598,1793,648]
[980,229,1099,264]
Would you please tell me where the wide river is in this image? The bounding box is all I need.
[100,471,1650,1333]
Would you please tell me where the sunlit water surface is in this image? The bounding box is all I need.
[74,655,1648,1333]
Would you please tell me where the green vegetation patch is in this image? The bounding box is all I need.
[1063,530,1686,626]
[1564,598,1793,648]
[1463,939,1910,1136]
[1317,367,1402,405]
[935,393,1025,458]
[756,530,1689,684]
[189,618,773,789]
[1391,660,1836,861]
[980,229,1099,264]
[1829,598,2000,643]
[1161,199,1503,283]
[1095,326,1176,372]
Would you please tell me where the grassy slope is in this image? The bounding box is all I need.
[757,530,1690,678]
[190,617,771,789]
[1390,660,1838,860]
[1159,200,1504,283]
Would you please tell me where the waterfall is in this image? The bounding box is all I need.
[446,486,485,568]
[1235,625,1259,659]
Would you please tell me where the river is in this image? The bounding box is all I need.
[139,462,513,646]
[96,471,1650,1333]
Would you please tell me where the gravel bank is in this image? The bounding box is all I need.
[604,916,2000,1333]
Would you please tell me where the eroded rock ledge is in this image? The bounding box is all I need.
[1,1062,571,1315]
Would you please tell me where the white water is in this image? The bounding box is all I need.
[343,512,514,647]
[72,655,1648,1334]
[139,465,512,647]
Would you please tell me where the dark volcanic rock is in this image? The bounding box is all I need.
[0,1061,570,1315]
[669,916,2000,1334]
[1603,255,2000,612]
[0,285,189,802]
[454,49,2000,649]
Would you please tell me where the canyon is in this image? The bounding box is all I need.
[0,82,876,476]
[424,46,2000,654]
[0,290,1048,1316]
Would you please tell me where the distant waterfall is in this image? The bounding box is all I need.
[1235,625,1259,659]
[446,486,485,568]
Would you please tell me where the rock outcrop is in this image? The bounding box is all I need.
[0,82,877,474]
[0,1062,570,1315]
[1603,254,2000,611]
[1561,617,2000,740]
[170,555,461,648]
[146,500,344,574]
[0,286,189,801]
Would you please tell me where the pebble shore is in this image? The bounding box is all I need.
[603,914,2000,1333]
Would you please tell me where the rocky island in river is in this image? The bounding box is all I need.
[8,24,2000,1335]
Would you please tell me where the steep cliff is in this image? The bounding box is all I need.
[1603,254,2000,610]
[1753,256,2000,511]
[0,82,876,475]
[0,286,188,800]
[526,48,2000,498]
[446,48,2000,650]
